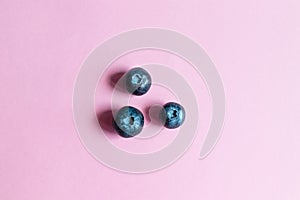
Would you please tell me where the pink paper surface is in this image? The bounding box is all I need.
[1,0,300,199]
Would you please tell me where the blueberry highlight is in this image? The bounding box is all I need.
[125,67,151,96]
[112,106,144,138]
[160,102,185,129]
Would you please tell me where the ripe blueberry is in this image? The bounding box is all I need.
[125,67,151,96]
[112,106,144,138]
[160,102,186,129]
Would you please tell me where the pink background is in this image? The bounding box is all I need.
[1,0,300,199]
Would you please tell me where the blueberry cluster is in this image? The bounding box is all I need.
[112,67,185,138]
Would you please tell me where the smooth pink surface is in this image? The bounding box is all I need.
[1,0,300,199]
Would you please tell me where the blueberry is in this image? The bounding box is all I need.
[125,67,151,96]
[160,102,185,129]
[112,106,144,138]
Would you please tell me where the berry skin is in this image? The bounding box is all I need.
[125,67,152,96]
[112,106,144,138]
[160,102,186,129]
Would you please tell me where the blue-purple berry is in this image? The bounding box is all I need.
[160,102,185,129]
[112,106,144,138]
[125,67,151,96]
